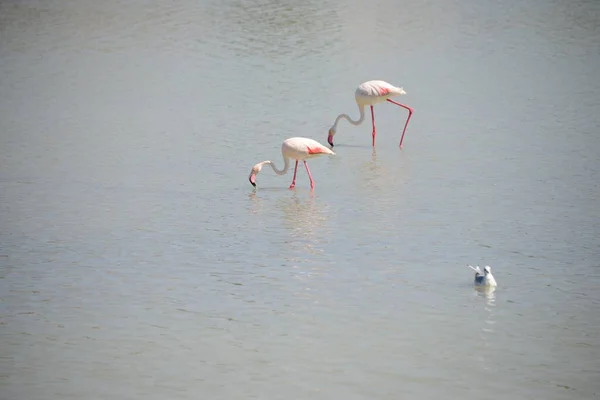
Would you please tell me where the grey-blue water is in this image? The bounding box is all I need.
[1,0,599,398]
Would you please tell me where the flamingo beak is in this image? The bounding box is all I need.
[327,134,334,147]
[249,174,256,187]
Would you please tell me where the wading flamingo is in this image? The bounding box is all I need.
[327,80,414,148]
[248,137,335,190]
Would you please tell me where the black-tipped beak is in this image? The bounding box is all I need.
[249,177,256,187]
[328,140,334,147]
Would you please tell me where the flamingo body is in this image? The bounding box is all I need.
[328,80,414,148]
[248,137,334,190]
[355,80,406,105]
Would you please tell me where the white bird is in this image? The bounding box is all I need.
[248,137,335,190]
[327,80,414,148]
[468,265,497,287]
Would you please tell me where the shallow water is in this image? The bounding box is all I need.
[1,0,599,399]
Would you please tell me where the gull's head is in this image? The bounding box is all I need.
[483,266,492,275]
[327,127,336,147]
[248,162,267,187]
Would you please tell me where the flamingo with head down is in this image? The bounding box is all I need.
[328,80,414,148]
[248,137,335,190]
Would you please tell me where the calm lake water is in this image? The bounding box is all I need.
[1,0,599,399]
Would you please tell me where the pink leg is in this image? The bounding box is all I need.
[387,99,414,148]
[370,105,376,147]
[303,161,315,189]
[289,160,299,189]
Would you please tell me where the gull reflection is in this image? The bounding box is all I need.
[474,285,497,369]
[475,285,497,305]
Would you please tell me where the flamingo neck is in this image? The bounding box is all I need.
[331,103,365,131]
[263,155,289,176]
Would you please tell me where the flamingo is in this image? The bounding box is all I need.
[468,265,498,287]
[327,80,414,148]
[248,137,335,190]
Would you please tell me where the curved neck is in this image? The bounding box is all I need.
[331,103,365,130]
[261,155,289,175]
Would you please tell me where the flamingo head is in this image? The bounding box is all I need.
[248,162,265,187]
[327,127,336,147]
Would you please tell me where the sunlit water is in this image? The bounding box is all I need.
[1,0,599,399]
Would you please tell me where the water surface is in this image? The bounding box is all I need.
[1,0,599,399]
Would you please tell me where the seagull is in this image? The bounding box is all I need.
[468,265,497,287]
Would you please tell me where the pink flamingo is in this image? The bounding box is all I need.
[248,137,335,190]
[327,80,414,148]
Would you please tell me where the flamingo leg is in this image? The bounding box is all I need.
[370,105,376,147]
[303,161,315,189]
[387,99,414,148]
[289,160,299,189]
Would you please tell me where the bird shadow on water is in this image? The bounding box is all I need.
[330,143,372,149]
[247,188,329,291]
[247,186,315,197]
[266,191,330,259]
[247,186,316,215]
[276,191,325,238]
[362,149,382,174]
[473,285,497,369]
[474,285,497,305]
[354,147,412,194]
[276,192,331,298]
[248,186,295,193]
